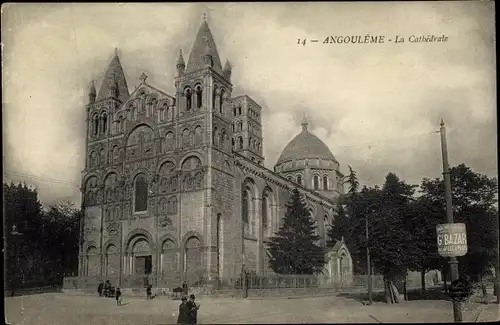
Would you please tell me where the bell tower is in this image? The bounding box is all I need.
[173,15,236,281]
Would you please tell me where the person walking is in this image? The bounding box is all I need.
[176,296,190,325]
[187,294,200,324]
[115,288,122,306]
[182,281,188,295]
[104,280,111,297]
[146,284,152,300]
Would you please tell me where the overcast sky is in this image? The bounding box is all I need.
[2,2,496,207]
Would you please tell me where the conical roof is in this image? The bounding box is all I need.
[276,122,336,165]
[185,20,223,75]
[96,51,130,102]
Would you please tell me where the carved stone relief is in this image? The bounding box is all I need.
[106,222,120,236]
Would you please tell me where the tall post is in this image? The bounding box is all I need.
[496,211,500,304]
[366,212,373,304]
[440,119,463,322]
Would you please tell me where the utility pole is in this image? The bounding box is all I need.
[496,209,500,304]
[366,212,373,305]
[440,119,463,322]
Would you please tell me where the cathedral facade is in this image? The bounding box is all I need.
[78,19,346,287]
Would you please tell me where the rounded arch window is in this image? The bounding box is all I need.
[134,174,148,212]
[313,175,320,190]
[185,88,192,111]
[92,114,99,136]
[101,113,108,134]
[195,85,202,109]
[297,175,302,185]
[242,188,249,224]
[219,89,225,114]
[323,175,328,190]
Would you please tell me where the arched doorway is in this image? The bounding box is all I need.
[132,239,152,275]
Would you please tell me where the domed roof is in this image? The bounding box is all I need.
[276,115,336,165]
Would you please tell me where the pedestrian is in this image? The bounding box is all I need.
[104,280,111,297]
[187,294,200,324]
[97,282,104,297]
[115,287,122,306]
[182,281,188,295]
[146,284,152,300]
[177,296,190,325]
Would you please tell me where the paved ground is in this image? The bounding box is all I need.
[5,293,500,324]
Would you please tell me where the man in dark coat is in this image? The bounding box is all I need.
[187,294,200,324]
[182,281,188,295]
[177,296,190,325]
[98,282,104,297]
[146,284,152,300]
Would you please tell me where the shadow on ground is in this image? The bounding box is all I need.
[339,287,452,303]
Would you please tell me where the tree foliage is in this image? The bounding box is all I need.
[267,188,326,274]
[327,163,498,299]
[4,181,81,291]
[418,164,498,280]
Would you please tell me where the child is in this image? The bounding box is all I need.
[115,287,122,306]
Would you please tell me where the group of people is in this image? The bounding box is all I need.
[177,294,200,325]
[97,280,115,298]
[96,280,200,323]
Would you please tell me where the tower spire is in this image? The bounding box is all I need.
[185,18,223,74]
[96,49,130,102]
[301,113,308,132]
[176,49,186,76]
[88,80,96,104]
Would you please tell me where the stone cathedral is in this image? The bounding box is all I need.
[78,18,351,288]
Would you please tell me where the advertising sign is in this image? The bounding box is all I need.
[436,223,468,257]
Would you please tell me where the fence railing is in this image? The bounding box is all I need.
[63,272,438,292]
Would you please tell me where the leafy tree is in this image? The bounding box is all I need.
[404,194,444,292]
[368,173,416,303]
[4,181,44,292]
[42,200,81,278]
[418,164,498,283]
[4,181,81,292]
[327,203,348,247]
[267,188,326,274]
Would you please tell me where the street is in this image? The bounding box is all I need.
[5,293,499,324]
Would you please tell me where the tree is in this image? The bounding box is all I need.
[327,203,348,248]
[4,181,44,292]
[368,173,416,303]
[42,200,81,278]
[404,194,444,292]
[348,165,360,191]
[4,181,82,291]
[419,164,498,284]
[267,188,326,274]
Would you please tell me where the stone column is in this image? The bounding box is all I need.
[253,197,263,275]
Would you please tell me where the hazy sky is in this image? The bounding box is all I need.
[2,2,496,207]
